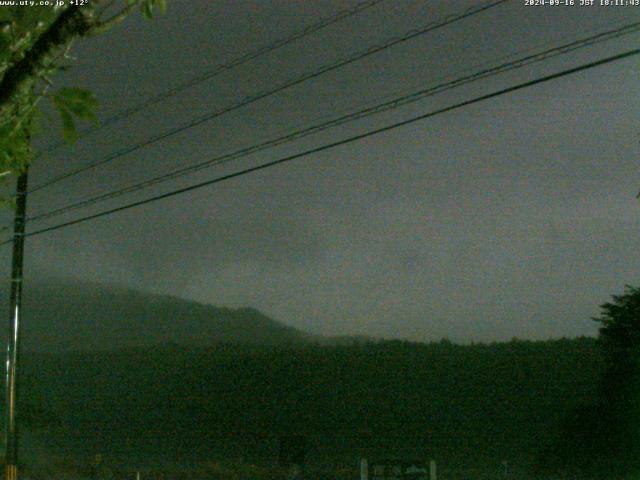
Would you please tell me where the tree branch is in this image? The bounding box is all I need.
[88,1,140,37]
[0,7,93,117]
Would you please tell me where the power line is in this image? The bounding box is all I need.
[10,47,639,244]
[28,0,508,194]
[26,19,640,224]
[40,0,389,154]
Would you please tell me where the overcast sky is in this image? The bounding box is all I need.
[2,0,639,343]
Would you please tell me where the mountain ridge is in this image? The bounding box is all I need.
[0,279,323,352]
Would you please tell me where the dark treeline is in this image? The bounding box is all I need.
[541,286,640,479]
[16,337,602,475]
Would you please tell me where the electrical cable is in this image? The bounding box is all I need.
[6,47,637,244]
[40,0,390,154]
[26,19,640,225]
[28,0,508,194]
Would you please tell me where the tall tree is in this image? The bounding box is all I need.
[540,286,640,479]
[0,0,166,189]
[0,4,165,477]
[593,285,640,474]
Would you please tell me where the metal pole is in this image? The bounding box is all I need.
[4,170,28,480]
[360,458,368,480]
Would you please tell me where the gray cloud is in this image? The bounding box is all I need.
[5,0,639,343]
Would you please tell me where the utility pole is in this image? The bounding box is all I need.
[360,458,368,480]
[4,170,28,480]
[501,460,509,478]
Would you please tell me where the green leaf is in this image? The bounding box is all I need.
[141,0,154,19]
[156,0,167,14]
[52,98,77,144]
[58,107,78,144]
[51,88,100,143]
[53,88,98,124]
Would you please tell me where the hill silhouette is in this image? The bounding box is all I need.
[0,280,604,477]
[0,280,312,352]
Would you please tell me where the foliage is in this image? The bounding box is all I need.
[13,337,601,477]
[544,286,640,479]
[140,0,167,19]
[595,285,640,362]
[593,285,640,475]
[51,87,98,143]
[0,1,165,185]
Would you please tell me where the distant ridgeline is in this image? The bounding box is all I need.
[0,280,602,474]
[0,280,316,352]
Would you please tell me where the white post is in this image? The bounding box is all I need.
[429,460,437,480]
[136,471,140,480]
[360,458,368,480]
